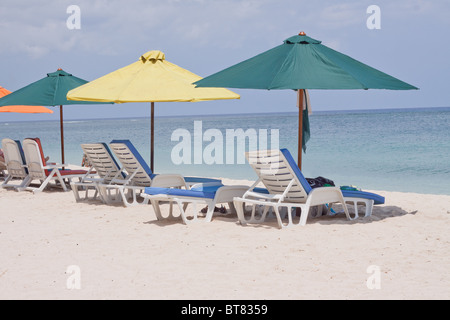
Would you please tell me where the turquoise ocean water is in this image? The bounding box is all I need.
[1,107,449,195]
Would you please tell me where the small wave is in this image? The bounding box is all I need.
[64,121,85,124]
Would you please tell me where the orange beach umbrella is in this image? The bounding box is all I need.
[0,86,53,114]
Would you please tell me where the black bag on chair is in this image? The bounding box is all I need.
[306,176,335,188]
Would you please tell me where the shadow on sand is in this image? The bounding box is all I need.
[142,203,417,229]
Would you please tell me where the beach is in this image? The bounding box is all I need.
[0,176,449,300]
[1,0,449,303]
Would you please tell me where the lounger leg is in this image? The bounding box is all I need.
[55,170,68,192]
[151,200,164,221]
[343,197,375,219]
[100,186,123,205]
[352,200,360,219]
[1,175,12,188]
[171,199,215,224]
[71,183,82,202]
[228,201,236,213]
[341,199,354,221]
[298,204,310,226]
[273,205,286,228]
[33,174,55,193]
[96,185,108,204]
[177,199,193,224]
[234,198,272,225]
[234,199,247,225]
[117,187,147,206]
[118,187,142,207]
[74,184,100,202]
[15,175,32,191]
[364,200,374,217]
[203,201,216,223]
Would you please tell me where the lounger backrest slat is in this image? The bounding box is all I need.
[109,140,153,187]
[81,143,124,183]
[246,149,311,203]
[1,138,28,178]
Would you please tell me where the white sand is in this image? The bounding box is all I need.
[0,176,449,300]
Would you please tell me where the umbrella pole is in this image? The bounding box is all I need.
[60,105,65,167]
[296,90,304,217]
[151,102,155,173]
[297,90,303,170]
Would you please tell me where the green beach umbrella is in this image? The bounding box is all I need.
[0,69,113,164]
[194,32,418,169]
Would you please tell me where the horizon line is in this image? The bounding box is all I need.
[0,105,449,123]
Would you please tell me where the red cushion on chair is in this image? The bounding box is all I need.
[25,138,88,177]
[59,169,88,176]
[25,137,52,175]
[26,137,46,164]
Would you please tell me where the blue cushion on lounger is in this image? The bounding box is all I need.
[145,184,225,199]
[110,139,156,179]
[251,186,384,205]
[280,148,313,194]
[184,176,222,184]
[101,142,126,178]
[251,149,385,205]
[15,140,28,174]
[340,190,385,205]
[111,139,221,184]
[252,187,270,194]
[280,148,385,204]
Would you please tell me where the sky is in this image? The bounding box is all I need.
[0,0,449,122]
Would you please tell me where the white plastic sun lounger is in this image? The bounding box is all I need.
[233,149,356,229]
[98,140,223,207]
[70,143,126,202]
[1,138,31,189]
[143,184,249,224]
[19,138,88,193]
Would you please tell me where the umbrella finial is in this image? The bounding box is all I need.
[141,51,165,63]
[57,68,62,71]
[299,31,306,36]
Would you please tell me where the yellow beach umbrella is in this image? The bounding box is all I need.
[67,50,240,171]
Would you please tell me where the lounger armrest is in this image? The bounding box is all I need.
[214,185,251,203]
[43,164,64,169]
[81,177,104,183]
[307,187,345,206]
[189,181,224,189]
[244,190,282,201]
[151,174,188,189]
[109,178,129,185]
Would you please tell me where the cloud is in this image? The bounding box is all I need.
[0,0,448,60]
[318,2,366,29]
[0,0,279,58]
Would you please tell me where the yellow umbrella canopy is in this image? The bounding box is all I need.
[68,50,239,103]
[67,50,240,171]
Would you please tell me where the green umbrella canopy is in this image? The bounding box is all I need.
[0,69,110,106]
[0,69,113,164]
[194,34,418,90]
[194,32,418,168]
